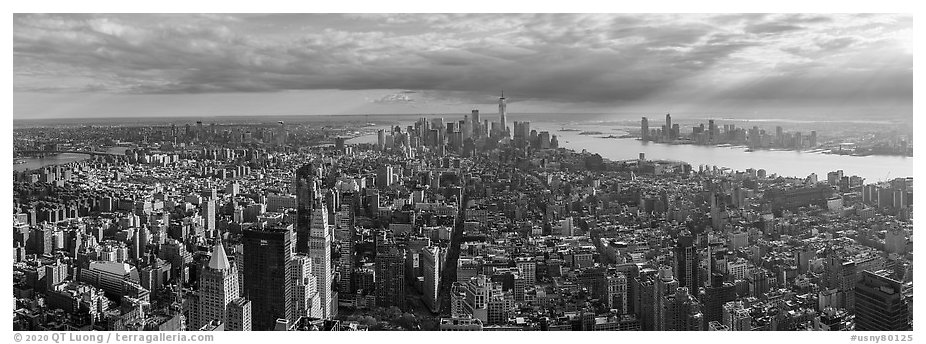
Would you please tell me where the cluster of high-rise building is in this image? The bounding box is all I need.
[641,114,819,150]
[373,94,559,157]
[12,93,912,332]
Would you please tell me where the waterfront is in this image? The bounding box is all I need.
[15,118,912,183]
[532,122,912,182]
[352,117,911,183]
[14,153,92,172]
[14,147,128,172]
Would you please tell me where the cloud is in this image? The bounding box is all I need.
[744,22,805,34]
[13,13,912,115]
[372,92,416,104]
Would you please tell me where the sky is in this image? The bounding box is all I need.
[13,13,913,120]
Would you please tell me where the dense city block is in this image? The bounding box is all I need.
[13,98,913,331]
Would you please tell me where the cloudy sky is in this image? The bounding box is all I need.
[13,13,912,120]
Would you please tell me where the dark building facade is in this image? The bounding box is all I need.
[701,274,737,323]
[675,232,699,290]
[294,163,316,254]
[374,237,406,309]
[242,227,294,330]
[763,185,835,212]
[855,270,910,331]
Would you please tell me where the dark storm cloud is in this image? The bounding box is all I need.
[13,13,912,108]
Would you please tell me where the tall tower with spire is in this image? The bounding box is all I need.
[310,207,333,319]
[197,237,239,330]
[498,91,507,135]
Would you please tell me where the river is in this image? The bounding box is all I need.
[14,147,128,172]
[14,153,92,172]
[346,119,911,183]
[531,122,911,182]
[16,119,910,182]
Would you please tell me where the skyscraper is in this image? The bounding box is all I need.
[710,191,727,231]
[290,254,321,319]
[641,117,649,141]
[654,266,678,331]
[498,91,507,135]
[310,207,333,319]
[607,272,629,314]
[855,270,910,330]
[512,121,531,142]
[294,163,316,254]
[45,260,68,291]
[662,287,704,331]
[665,114,672,140]
[632,271,657,330]
[277,121,287,146]
[702,273,736,323]
[129,229,141,261]
[675,231,699,290]
[516,257,536,286]
[471,109,481,137]
[462,115,472,139]
[377,129,386,151]
[338,239,354,295]
[377,165,394,188]
[197,237,240,330]
[375,234,406,309]
[421,246,444,313]
[242,226,294,330]
[34,224,52,256]
[202,200,216,235]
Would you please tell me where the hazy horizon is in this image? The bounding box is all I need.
[12,111,910,128]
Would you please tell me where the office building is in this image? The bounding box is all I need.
[675,231,699,290]
[516,257,537,286]
[375,235,406,309]
[498,92,507,135]
[196,238,240,330]
[242,226,294,330]
[855,270,910,330]
[653,266,678,330]
[226,297,252,331]
[310,207,333,318]
[202,200,216,234]
[421,246,445,313]
[641,117,649,140]
[45,260,68,292]
[295,163,317,254]
[290,254,321,319]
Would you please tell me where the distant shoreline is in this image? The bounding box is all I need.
[14,112,908,126]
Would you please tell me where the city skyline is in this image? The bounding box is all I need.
[14,13,912,120]
[9,9,915,336]
[12,87,914,332]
